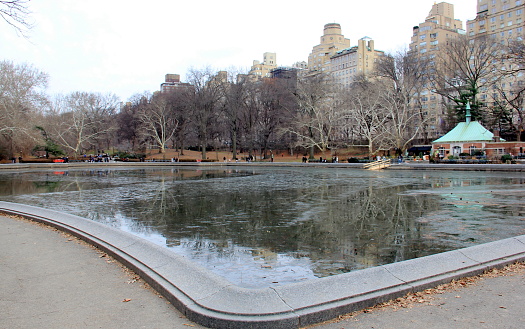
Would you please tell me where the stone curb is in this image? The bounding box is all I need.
[2,201,525,329]
[2,162,525,171]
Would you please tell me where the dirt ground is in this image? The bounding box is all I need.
[0,147,369,164]
[145,148,368,162]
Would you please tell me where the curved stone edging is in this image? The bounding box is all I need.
[2,201,525,328]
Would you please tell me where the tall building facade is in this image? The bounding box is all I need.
[330,37,384,88]
[160,74,191,93]
[466,0,525,115]
[248,52,277,80]
[307,23,350,72]
[409,2,466,141]
[467,0,524,41]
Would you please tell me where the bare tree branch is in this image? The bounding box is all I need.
[0,0,32,37]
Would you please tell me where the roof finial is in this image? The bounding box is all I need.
[466,102,472,124]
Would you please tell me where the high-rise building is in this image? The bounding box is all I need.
[160,74,191,93]
[330,37,384,88]
[248,52,277,80]
[409,2,466,141]
[467,0,524,41]
[466,0,524,124]
[307,23,350,72]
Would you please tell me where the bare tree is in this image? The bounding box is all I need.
[487,50,525,140]
[344,76,391,156]
[431,35,502,122]
[288,72,340,159]
[116,97,143,152]
[374,50,430,154]
[256,78,294,159]
[48,92,119,156]
[219,70,249,160]
[138,92,180,154]
[240,79,262,158]
[490,40,525,141]
[183,68,224,160]
[0,60,48,158]
[505,40,525,75]
[0,0,32,36]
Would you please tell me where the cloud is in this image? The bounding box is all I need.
[1,0,477,101]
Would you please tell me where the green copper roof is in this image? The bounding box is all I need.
[432,121,501,143]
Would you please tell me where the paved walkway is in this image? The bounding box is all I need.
[2,214,525,329]
[309,266,525,329]
[0,215,206,329]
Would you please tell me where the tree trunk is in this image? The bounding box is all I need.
[201,132,207,160]
[232,130,237,160]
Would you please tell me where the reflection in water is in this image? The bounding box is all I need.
[1,167,525,288]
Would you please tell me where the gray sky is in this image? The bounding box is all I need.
[1,0,477,101]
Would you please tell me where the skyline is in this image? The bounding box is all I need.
[1,0,477,102]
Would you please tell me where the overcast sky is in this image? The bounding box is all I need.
[1,0,477,102]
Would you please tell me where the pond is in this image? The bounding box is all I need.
[1,167,525,288]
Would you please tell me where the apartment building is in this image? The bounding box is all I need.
[330,37,384,88]
[467,0,525,116]
[307,23,351,72]
[409,2,466,141]
[248,52,277,80]
[467,0,524,41]
[160,74,191,93]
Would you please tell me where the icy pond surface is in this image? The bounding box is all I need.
[1,167,525,288]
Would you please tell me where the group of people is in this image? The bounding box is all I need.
[222,155,257,162]
[84,154,111,162]
[301,156,339,163]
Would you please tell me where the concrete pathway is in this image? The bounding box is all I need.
[309,265,525,329]
[2,214,525,329]
[311,269,525,329]
[0,215,206,329]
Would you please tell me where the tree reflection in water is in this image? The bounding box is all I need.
[1,168,525,288]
